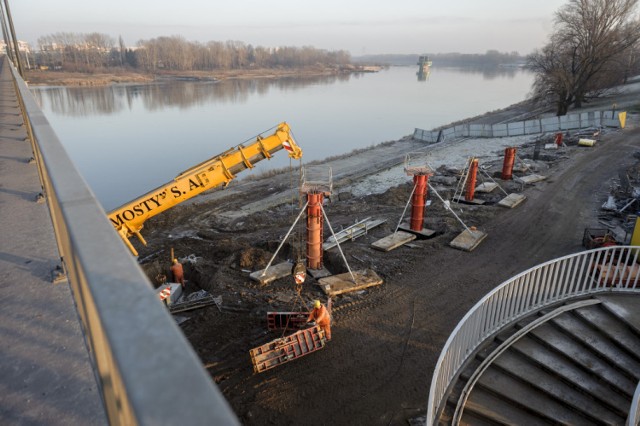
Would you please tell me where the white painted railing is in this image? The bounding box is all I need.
[426,246,640,425]
[629,381,640,426]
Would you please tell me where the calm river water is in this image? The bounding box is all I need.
[31,66,533,210]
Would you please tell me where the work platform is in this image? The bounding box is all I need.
[0,57,106,424]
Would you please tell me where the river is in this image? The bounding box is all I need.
[31,66,533,210]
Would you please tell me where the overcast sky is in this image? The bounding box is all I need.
[10,0,567,55]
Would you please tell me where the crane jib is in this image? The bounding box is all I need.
[109,177,205,229]
[106,122,302,254]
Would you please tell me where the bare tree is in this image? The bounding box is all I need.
[528,0,640,115]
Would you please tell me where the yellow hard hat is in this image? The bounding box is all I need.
[172,258,178,264]
[313,300,321,308]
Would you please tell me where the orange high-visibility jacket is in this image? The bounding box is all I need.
[307,305,330,326]
[171,262,184,284]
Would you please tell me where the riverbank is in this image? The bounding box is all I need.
[24,64,380,86]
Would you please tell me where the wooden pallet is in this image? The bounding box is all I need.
[250,326,326,373]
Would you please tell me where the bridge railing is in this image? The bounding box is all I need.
[8,59,239,425]
[426,245,640,425]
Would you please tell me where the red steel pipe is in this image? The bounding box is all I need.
[554,132,563,147]
[410,174,429,231]
[306,192,324,270]
[501,147,516,180]
[465,158,479,201]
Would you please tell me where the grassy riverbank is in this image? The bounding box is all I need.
[24,65,374,86]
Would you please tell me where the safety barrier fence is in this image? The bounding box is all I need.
[7,58,239,424]
[413,109,625,143]
[426,245,640,425]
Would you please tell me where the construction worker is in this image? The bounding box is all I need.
[170,258,185,289]
[307,300,331,341]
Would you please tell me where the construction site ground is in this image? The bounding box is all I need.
[137,96,640,425]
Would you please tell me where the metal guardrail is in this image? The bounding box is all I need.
[7,58,239,425]
[426,245,640,425]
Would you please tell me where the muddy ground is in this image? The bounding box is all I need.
[135,103,639,425]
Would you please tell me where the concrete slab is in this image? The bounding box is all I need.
[398,222,437,238]
[371,231,416,251]
[450,229,488,252]
[159,283,184,304]
[475,182,498,193]
[317,269,383,297]
[250,261,294,285]
[498,193,527,208]
[516,174,547,185]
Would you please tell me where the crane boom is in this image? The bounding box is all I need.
[108,122,303,255]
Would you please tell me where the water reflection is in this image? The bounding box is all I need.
[32,73,354,117]
[444,66,526,80]
[32,86,123,117]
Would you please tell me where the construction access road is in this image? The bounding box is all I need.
[139,109,639,425]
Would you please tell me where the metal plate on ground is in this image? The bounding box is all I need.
[307,266,332,279]
[453,196,486,205]
[475,182,498,193]
[498,193,526,208]
[398,222,437,238]
[450,229,487,252]
[317,269,383,297]
[250,261,293,285]
[371,231,416,251]
[516,174,547,185]
[323,218,387,250]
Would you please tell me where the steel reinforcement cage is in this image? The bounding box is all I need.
[426,245,640,426]
[8,60,239,424]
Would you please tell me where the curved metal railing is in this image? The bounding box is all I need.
[426,245,640,425]
[629,381,640,426]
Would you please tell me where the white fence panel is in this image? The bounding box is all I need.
[493,123,508,137]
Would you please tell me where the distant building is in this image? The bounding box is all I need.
[0,39,31,53]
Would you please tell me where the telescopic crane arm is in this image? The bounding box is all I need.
[107,122,303,255]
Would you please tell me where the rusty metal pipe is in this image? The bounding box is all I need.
[306,192,324,270]
[501,147,516,180]
[410,174,428,231]
[465,159,479,201]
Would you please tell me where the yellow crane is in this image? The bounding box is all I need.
[108,122,303,255]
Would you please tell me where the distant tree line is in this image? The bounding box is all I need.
[353,51,524,67]
[528,0,640,116]
[34,33,352,72]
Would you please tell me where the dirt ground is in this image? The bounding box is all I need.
[135,100,640,424]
